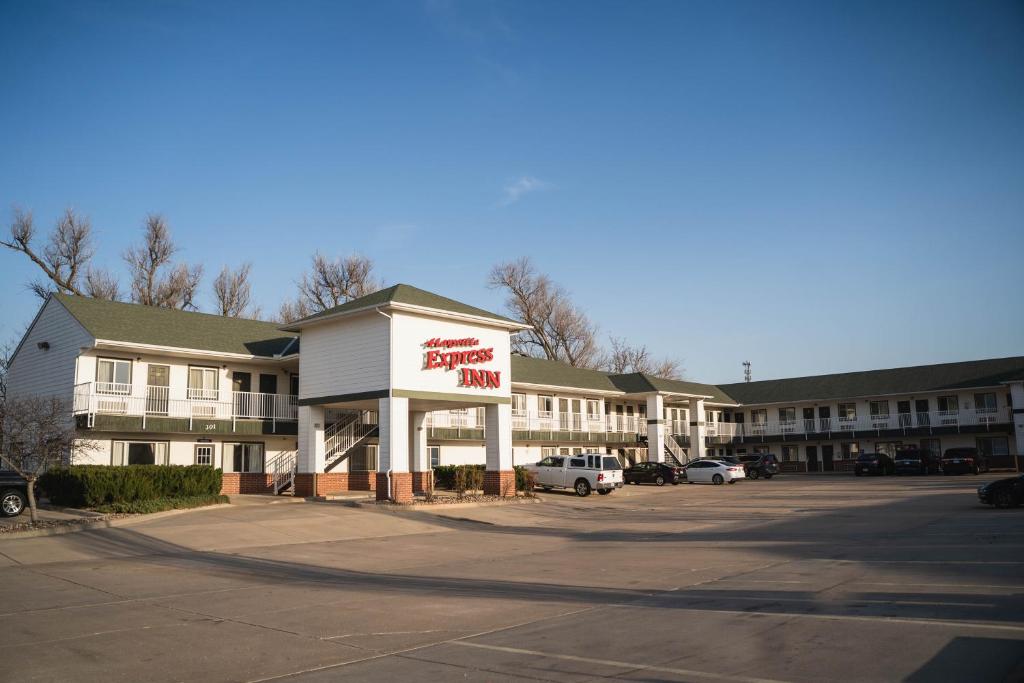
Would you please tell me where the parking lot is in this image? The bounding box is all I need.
[1,473,1022,682]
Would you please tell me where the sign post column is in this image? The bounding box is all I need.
[410,411,432,493]
[484,402,515,496]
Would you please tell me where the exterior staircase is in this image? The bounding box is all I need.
[267,450,298,494]
[664,434,689,466]
[324,411,378,472]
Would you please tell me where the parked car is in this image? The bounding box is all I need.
[737,454,780,479]
[941,447,989,475]
[684,459,746,485]
[624,462,684,486]
[526,453,624,496]
[893,447,940,475]
[0,471,29,517]
[854,453,894,476]
[977,474,1024,508]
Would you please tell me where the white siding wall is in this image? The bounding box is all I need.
[299,312,390,400]
[7,298,94,401]
[78,434,298,468]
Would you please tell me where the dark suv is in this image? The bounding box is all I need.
[941,447,989,475]
[737,454,780,479]
[854,453,895,476]
[0,471,29,517]
[893,447,940,475]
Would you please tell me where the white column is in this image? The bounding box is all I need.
[485,402,513,471]
[646,394,665,463]
[1010,382,1024,464]
[297,405,325,473]
[410,411,428,472]
[378,396,410,473]
[689,398,706,460]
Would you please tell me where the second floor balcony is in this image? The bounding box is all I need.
[737,408,1012,440]
[73,381,298,430]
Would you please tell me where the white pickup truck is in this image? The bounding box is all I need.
[526,453,624,496]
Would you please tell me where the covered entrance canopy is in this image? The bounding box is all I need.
[283,284,530,502]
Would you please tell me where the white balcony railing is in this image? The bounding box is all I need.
[74,382,298,427]
[723,408,1012,440]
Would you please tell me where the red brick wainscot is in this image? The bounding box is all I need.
[412,470,434,493]
[483,469,516,497]
[376,472,413,503]
[220,473,274,495]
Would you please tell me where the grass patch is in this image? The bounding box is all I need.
[92,494,229,514]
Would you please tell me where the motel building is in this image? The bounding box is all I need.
[6,284,1024,501]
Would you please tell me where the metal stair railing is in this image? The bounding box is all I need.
[267,451,297,495]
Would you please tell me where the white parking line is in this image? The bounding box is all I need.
[452,641,791,683]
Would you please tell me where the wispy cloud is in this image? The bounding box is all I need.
[500,176,550,206]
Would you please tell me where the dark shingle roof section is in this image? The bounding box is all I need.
[55,294,297,357]
[718,356,1024,404]
[609,373,738,404]
[510,355,621,392]
[291,284,520,326]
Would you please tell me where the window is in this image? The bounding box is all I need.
[96,358,132,392]
[751,409,767,424]
[780,445,799,462]
[937,395,959,424]
[541,446,557,458]
[194,444,214,466]
[977,437,1009,458]
[511,393,526,416]
[229,443,265,473]
[112,441,168,466]
[838,403,857,420]
[538,395,554,417]
[841,442,860,459]
[778,408,796,430]
[869,401,890,427]
[570,458,586,468]
[428,445,440,468]
[974,393,997,414]
[351,444,378,471]
[188,366,220,400]
[586,399,600,420]
[289,374,299,396]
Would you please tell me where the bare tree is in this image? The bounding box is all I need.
[213,263,259,318]
[278,252,381,322]
[0,338,12,406]
[124,214,203,310]
[83,267,121,301]
[488,257,601,368]
[0,396,93,523]
[603,336,683,379]
[1,208,95,299]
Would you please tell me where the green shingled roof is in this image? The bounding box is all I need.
[718,356,1024,404]
[54,294,297,357]
[510,355,622,392]
[288,284,520,327]
[609,373,738,404]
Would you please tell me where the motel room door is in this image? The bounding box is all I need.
[806,446,820,472]
[821,445,835,472]
[146,365,170,415]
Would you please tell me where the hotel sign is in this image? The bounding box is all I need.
[422,337,501,389]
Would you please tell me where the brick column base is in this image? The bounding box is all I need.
[348,472,376,491]
[484,469,516,497]
[293,473,315,497]
[411,471,433,493]
[376,472,414,503]
[316,473,349,496]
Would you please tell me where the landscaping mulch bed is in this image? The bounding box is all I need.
[0,513,129,535]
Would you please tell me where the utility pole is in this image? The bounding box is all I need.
[742,361,752,383]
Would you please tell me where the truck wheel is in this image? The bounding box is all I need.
[597,489,611,495]
[712,474,724,485]
[0,489,26,517]
[574,479,591,497]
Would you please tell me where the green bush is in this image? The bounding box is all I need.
[93,494,229,514]
[432,464,486,491]
[39,465,223,508]
[514,465,534,492]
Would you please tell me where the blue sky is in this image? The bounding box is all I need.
[1,0,1022,383]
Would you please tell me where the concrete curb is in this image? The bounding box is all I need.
[314,496,543,511]
[0,503,234,540]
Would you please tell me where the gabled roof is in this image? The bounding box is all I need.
[510,355,622,392]
[285,284,521,328]
[718,355,1024,405]
[609,373,738,404]
[53,294,297,358]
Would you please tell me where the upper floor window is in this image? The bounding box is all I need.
[974,393,997,414]
[751,408,767,424]
[538,395,554,416]
[869,400,889,417]
[97,358,131,392]
[586,399,600,419]
[188,367,219,400]
[778,407,796,422]
[937,395,959,413]
[511,393,526,416]
[838,403,857,420]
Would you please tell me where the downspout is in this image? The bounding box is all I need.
[376,307,393,501]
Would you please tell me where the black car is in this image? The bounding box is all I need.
[893,447,940,475]
[737,454,780,480]
[941,447,989,475]
[624,462,684,486]
[0,471,29,517]
[977,474,1024,508]
[854,453,895,476]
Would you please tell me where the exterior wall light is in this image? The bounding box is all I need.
[37,341,50,350]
